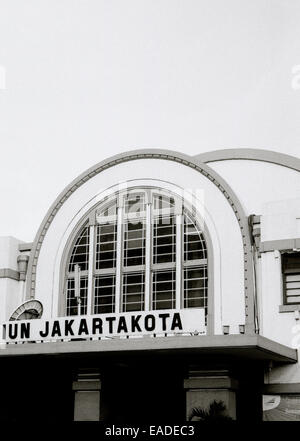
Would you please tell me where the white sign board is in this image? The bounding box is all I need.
[1,308,205,343]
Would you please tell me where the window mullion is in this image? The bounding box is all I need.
[87,224,95,315]
[144,202,152,311]
[115,204,123,313]
[175,211,183,309]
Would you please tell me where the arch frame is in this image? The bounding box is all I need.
[57,182,215,334]
[26,149,255,334]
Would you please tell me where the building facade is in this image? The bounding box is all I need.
[0,148,299,422]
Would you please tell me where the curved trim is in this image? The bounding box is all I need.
[26,148,255,333]
[194,148,300,173]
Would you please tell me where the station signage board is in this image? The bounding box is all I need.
[1,308,206,343]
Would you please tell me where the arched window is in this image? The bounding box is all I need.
[64,189,208,318]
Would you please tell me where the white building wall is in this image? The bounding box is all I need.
[32,158,247,334]
[209,158,300,384]
[261,198,300,242]
[0,236,20,271]
[2,152,300,386]
[259,250,293,345]
[209,160,300,216]
[0,278,23,322]
[0,236,24,322]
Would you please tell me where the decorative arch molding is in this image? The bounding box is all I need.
[195,148,300,173]
[26,149,255,333]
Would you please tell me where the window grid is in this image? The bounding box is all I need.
[153,195,175,211]
[152,270,176,310]
[66,277,88,316]
[282,253,300,305]
[65,190,208,320]
[124,193,146,215]
[96,200,117,218]
[122,272,145,312]
[184,214,207,261]
[183,267,208,314]
[285,272,300,303]
[153,215,176,264]
[123,219,146,267]
[94,275,116,314]
[284,270,300,305]
[95,223,117,270]
[68,227,90,272]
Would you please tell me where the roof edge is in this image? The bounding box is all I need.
[0,334,296,363]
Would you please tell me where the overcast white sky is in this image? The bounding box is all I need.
[0,0,300,242]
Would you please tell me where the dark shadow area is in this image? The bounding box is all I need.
[101,361,186,422]
[0,352,265,422]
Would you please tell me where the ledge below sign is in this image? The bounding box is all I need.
[1,308,206,343]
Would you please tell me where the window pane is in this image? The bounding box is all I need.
[152,270,176,310]
[153,195,175,211]
[184,215,206,261]
[124,193,146,215]
[286,289,300,297]
[286,274,300,282]
[124,220,146,266]
[286,295,300,304]
[282,253,300,304]
[94,275,115,314]
[122,273,145,312]
[286,282,300,289]
[184,267,207,313]
[286,273,300,294]
[96,223,117,270]
[66,277,88,316]
[97,200,117,217]
[153,216,176,264]
[282,252,300,270]
[68,227,90,272]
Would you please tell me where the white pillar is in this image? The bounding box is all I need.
[175,212,183,309]
[144,203,152,311]
[87,225,95,315]
[115,205,124,313]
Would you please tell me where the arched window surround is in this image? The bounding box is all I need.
[59,185,214,334]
